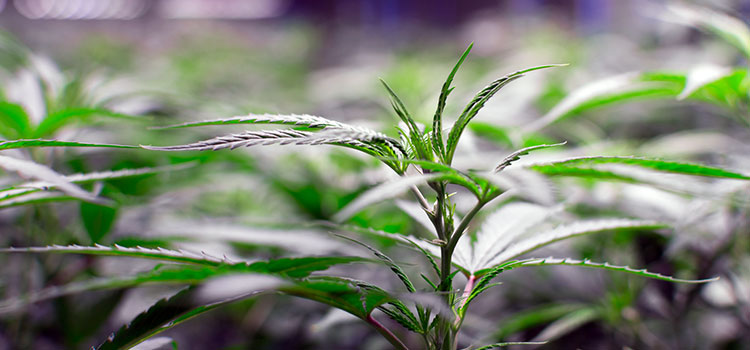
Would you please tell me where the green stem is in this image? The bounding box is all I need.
[366,314,410,350]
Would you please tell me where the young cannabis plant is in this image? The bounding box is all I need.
[3,44,747,350]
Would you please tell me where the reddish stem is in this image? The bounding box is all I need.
[366,314,410,350]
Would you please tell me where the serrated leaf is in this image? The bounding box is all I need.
[280,276,394,318]
[380,79,430,160]
[143,129,404,168]
[96,275,281,350]
[0,244,233,266]
[513,257,718,283]
[0,154,105,204]
[446,64,566,164]
[433,43,473,161]
[379,301,422,333]
[336,235,415,292]
[0,139,137,151]
[0,256,370,314]
[457,202,559,273]
[333,173,441,222]
[0,164,189,207]
[151,113,358,131]
[494,142,567,172]
[484,219,667,270]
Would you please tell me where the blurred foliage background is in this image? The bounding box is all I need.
[1,0,749,349]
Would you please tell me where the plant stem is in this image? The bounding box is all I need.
[366,314,410,350]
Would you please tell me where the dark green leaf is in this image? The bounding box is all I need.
[80,202,118,243]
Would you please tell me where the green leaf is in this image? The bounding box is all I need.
[493,303,587,340]
[379,301,423,333]
[446,64,566,164]
[280,276,394,318]
[494,142,567,172]
[0,244,232,266]
[530,307,599,343]
[34,108,143,138]
[526,165,639,182]
[333,173,442,222]
[528,156,750,180]
[512,257,719,284]
[0,164,190,208]
[150,113,356,131]
[433,43,473,161]
[380,79,431,160]
[525,72,685,132]
[665,2,750,60]
[0,256,371,314]
[336,235,416,292]
[0,139,137,151]
[80,202,118,243]
[0,102,31,139]
[478,219,667,273]
[0,154,105,205]
[95,288,198,350]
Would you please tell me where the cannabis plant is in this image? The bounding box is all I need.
[3,43,748,350]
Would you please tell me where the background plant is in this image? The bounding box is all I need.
[1,1,749,349]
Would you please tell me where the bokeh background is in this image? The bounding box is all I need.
[1,0,749,349]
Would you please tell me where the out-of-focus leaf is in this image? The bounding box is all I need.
[530,307,600,343]
[527,156,750,180]
[525,72,684,132]
[678,64,733,100]
[333,173,441,222]
[80,202,118,243]
[0,154,104,204]
[0,102,31,139]
[0,139,136,151]
[33,108,143,137]
[494,303,587,340]
[494,142,566,173]
[129,337,176,350]
[664,2,750,60]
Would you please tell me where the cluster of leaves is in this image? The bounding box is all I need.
[2,3,750,349]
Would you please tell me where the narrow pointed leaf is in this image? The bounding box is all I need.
[524,72,684,132]
[0,155,104,204]
[0,139,136,151]
[528,156,750,180]
[336,235,415,292]
[665,2,750,60]
[150,113,359,131]
[446,64,566,163]
[0,244,233,266]
[0,102,31,139]
[433,43,473,160]
[487,219,667,269]
[531,307,599,343]
[494,142,567,172]
[513,257,719,283]
[333,173,441,222]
